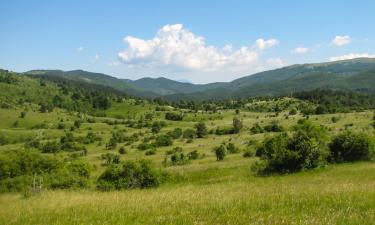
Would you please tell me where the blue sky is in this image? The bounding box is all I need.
[1,0,375,83]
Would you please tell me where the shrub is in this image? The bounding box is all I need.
[19,111,26,118]
[41,141,60,153]
[0,149,91,192]
[97,160,164,190]
[101,153,121,165]
[167,128,182,139]
[165,112,183,121]
[254,121,328,175]
[154,134,173,147]
[195,122,207,138]
[118,146,127,154]
[151,121,162,134]
[329,131,372,162]
[264,120,284,132]
[250,123,264,134]
[243,149,254,158]
[187,150,199,160]
[232,117,243,133]
[145,149,156,156]
[227,142,240,154]
[215,145,227,161]
[289,108,297,115]
[183,128,196,139]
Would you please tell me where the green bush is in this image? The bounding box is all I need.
[264,120,284,132]
[187,150,199,160]
[250,123,264,134]
[167,128,182,139]
[165,112,183,121]
[0,149,91,192]
[183,128,196,139]
[254,121,328,174]
[195,122,207,138]
[153,134,173,147]
[329,131,372,162]
[215,145,227,161]
[97,160,164,190]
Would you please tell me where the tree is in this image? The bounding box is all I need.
[151,121,162,134]
[329,131,372,162]
[232,117,243,134]
[254,121,329,174]
[215,145,227,161]
[195,122,207,138]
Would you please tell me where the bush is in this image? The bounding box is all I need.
[145,149,156,156]
[264,120,284,132]
[195,122,207,138]
[329,131,372,162]
[187,150,199,160]
[165,112,183,121]
[250,123,264,134]
[167,128,182,139]
[215,145,227,161]
[183,128,196,139]
[151,121,162,134]
[118,146,127,154]
[232,117,243,133]
[97,160,164,190]
[254,121,328,175]
[0,149,91,192]
[154,134,173,147]
[243,149,254,158]
[227,142,240,154]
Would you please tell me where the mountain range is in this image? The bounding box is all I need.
[23,58,375,101]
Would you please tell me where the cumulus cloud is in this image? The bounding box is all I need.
[117,24,279,72]
[76,46,84,52]
[255,38,279,50]
[329,53,375,61]
[266,58,285,68]
[292,47,309,54]
[331,35,351,46]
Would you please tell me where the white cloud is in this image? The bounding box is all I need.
[293,47,309,54]
[331,35,351,46]
[76,46,84,52]
[255,38,279,50]
[118,24,279,72]
[266,58,285,68]
[329,53,375,61]
[95,54,100,60]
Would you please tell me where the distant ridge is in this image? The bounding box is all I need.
[23,58,375,100]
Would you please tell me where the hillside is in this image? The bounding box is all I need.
[24,70,158,98]
[19,58,375,101]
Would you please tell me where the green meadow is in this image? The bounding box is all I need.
[0,98,374,224]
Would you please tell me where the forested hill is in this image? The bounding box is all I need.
[16,57,375,101]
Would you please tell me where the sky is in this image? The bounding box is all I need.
[1,0,375,84]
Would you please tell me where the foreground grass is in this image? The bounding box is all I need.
[1,162,374,225]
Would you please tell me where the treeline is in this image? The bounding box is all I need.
[293,89,375,114]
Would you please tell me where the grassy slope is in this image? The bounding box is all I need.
[0,162,374,225]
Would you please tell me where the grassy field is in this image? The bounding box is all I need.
[0,99,374,224]
[0,162,374,225]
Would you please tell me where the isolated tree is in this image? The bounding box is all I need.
[195,122,207,138]
[232,117,243,134]
[215,144,227,161]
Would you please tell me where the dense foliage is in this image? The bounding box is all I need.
[97,160,165,190]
